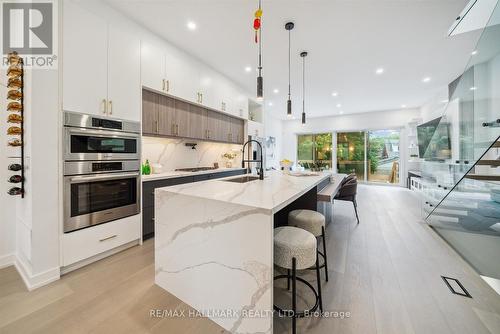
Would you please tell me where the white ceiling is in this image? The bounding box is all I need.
[106,0,481,119]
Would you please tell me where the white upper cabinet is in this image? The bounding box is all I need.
[140,40,249,120]
[141,41,166,93]
[165,49,199,103]
[63,1,141,121]
[63,0,108,116]
[107,26,141,121]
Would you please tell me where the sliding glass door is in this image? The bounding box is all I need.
[367,130,400,184]
[337,132,366,180]
[336,130,400,184]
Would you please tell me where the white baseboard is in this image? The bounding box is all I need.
[0,253,15,269]
[14,254,60,291]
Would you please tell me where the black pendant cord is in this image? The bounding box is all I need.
[300,51,307,125]
[288,29,291,102]
[285,22,294,116]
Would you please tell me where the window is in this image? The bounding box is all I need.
[297,133,332,169]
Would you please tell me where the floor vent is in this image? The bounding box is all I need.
[441,276,472,298]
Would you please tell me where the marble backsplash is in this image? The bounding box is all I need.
[142,136,243,171]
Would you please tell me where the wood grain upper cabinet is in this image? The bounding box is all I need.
[173,100,190,137]
[157,95,176,136]
[230,117,245,144]
[187,104,205,139]
[63,1,108,116]
[142,90,159,135]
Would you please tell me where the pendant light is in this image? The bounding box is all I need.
[255,0,263,100]
[285,22,294,117]
[300,51,308,125]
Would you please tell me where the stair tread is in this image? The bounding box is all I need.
[476,160,500,166]
[464,174,500,181]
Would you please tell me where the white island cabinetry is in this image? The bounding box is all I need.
[154,171,332,333]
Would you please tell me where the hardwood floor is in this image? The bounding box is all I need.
[1,185,499,334]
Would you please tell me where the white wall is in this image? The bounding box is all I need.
[263,112,283,169]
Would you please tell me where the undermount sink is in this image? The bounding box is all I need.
[223,176,261,183]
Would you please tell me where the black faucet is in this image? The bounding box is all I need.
[242,139,264,180]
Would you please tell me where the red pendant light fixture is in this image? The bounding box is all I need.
[254,0,263,100]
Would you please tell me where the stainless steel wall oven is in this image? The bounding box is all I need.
[63,112,141,233]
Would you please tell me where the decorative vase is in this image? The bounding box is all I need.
[225,160,233,168]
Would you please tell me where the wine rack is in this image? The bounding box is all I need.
[6,52,24,197]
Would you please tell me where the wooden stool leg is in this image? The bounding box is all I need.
[322,226,329,282]
[353,199,360,224]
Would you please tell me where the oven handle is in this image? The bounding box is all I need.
[69,172,140,183]
[66,127,140,139]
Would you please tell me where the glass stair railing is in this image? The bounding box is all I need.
[422,1,500,288]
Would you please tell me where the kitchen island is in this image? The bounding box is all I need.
[154,170,333,333]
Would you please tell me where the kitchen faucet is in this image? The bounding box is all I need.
[242,139,264,180]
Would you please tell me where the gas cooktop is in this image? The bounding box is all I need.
[175,167,218,172]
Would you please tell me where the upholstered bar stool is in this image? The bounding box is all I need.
[274,226,323,334]
[288,209,329,283]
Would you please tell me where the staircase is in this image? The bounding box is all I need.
[421,3,500,290]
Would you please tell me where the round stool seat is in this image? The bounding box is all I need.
[274,226,317,270]
[288,209,325,237]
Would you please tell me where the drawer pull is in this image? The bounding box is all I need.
[99,235,117,242]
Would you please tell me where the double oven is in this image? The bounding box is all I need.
[63,112,141,233]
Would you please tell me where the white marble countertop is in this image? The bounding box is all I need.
[156,170,332,213]
[141,167,246,182]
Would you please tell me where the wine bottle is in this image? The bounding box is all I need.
[8,164,22,171]
[8,175,22,183]
[7,187,23,196]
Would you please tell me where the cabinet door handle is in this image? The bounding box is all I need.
[166,80,170,92]
[99,235,117,242]
[175,124,179,135]
[101,99,107,114]
[155,120,159,133]
[162,79,166,91]
[108,100,113,115]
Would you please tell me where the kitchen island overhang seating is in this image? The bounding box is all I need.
[154,170,341,333]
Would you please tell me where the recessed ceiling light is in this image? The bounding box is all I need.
[268,102,273,106]
[336,103,342,108]
[401,104,407,108]
[441,99,449,103]
[470,86,477,91]
[273,88,279,94]
[244,66,252,73]
[422,77,431,83]
[331,92,338,97]
[375,67,385,75]
[339,111,344,114]
[187,21,197,30]
[471,50,478,55]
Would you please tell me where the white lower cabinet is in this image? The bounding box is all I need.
[62,215,140,267]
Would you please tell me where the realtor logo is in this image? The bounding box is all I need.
[0,0,57,68]
[2,1,53,54]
